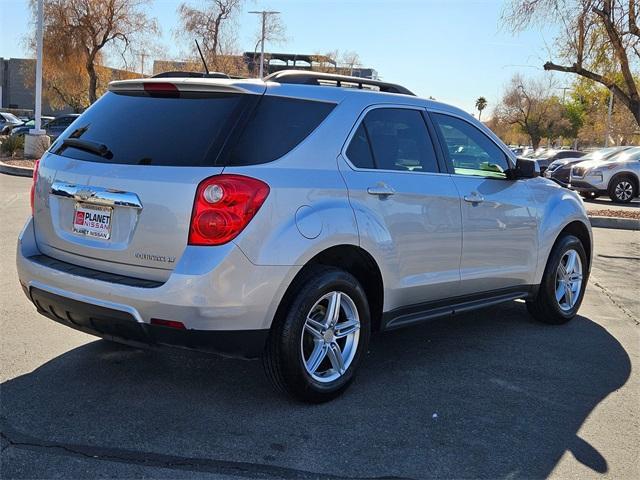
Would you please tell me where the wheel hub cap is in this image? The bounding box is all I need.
[301,291,360,383]
[615,181,633,201]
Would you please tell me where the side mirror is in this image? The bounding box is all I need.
[510,157,540,179]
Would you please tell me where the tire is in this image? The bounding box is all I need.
[263,266,371,403]
[580,192,598,200]
[527,234,588,325]
[608,175,637,204]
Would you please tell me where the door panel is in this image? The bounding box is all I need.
[340,159,462,307]
[452,176,538,293]
[430,111,538,294]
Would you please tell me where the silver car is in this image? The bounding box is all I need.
[17,71,592,402]
[570,146,640,203]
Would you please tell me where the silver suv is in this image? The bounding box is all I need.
[17,71,592,402]
[570,146,640,203]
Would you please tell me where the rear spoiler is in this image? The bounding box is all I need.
[108,77,266,96]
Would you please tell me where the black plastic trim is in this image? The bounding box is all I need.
[29,254,164,288]
[382,286,535,331]
[29,287,268,359]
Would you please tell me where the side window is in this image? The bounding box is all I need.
[346,124,375,169]
[345,108,439,173]
[432,113,510,179]
[228,96,335,165]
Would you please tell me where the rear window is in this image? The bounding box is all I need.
[227,96,335,165]
[53,91,247,166]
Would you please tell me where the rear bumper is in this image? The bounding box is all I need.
[29,287,268,358]
[17,217,300,358]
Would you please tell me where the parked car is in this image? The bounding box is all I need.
[532,149,585,174]
[545,146,631,189]
[0,112,24,134]
[570,146,640,203]
[42,114,80,139]
[17,71,592,402]
[9,117,56,137]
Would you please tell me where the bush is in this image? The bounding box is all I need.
[0,135,25,156]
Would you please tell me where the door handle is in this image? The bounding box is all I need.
[463,192,485,203]
[367,183,395,196]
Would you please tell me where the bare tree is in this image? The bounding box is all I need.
[178,0,244,73]
[34,0,158,104]
[251,12,287,65]
[495,75,562,148]
[340,51,361,75]
[504,0,640,126]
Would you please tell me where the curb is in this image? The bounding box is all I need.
[0,160,34,178]
[588,215,640,231]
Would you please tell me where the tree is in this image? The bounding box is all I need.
[495,75,562,148]
[340,51,361,76]
[178,0,245,74]
[505,0,640,126]
[34,0,158,104]
[475,96,488,121]
[251,12,287,72]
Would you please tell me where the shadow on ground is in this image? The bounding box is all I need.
[0,301,631,479]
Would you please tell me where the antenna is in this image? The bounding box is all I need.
[195,39,209,74]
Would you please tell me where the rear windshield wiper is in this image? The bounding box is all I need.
[57,138,113,159]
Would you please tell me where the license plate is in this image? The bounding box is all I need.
[73,203,113,240]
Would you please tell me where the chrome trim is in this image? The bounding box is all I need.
[50,181,143,209]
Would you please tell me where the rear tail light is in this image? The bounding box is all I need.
[188,174,270,246]
[30,158,40,215]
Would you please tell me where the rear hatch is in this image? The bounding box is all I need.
[33,79,265,282]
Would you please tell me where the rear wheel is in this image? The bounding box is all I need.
[527,234,588,325]
[608,175,637,203]
[263,266,370,403]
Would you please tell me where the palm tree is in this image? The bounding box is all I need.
[475,96,488,122]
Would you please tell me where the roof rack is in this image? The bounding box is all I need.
[264,70,415,96]
[152,71,231,79]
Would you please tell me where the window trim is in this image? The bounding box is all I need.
[427,109,516,180]
[341,104,447,176]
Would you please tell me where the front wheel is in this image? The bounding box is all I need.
[527,234,588,324]
[263,266,371,403]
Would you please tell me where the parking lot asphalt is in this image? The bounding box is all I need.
[582,196,639,213]
[1,173,639,479]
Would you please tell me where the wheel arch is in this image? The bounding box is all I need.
[556,220,592,271]
[272,244,384,333]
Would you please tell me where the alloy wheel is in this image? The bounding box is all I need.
[615,181,634,201]
[555,249,583,312]
[301,291,360,383]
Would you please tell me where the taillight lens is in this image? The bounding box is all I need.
[30,158,40,215]
[188,174,270,246]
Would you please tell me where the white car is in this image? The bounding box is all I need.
[570,147,640,203]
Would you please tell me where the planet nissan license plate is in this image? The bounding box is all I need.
[72,203,113,240]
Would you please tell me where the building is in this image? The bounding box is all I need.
[0,58,65,117]
[153,52,378,80]
[1,57,139,117]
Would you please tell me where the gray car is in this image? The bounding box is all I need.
[17,71,592,402]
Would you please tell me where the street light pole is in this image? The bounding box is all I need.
[33,0,44,135]
[249,10,280,78]
[25,0,49,159]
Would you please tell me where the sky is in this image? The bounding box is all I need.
[0,0,560,115]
